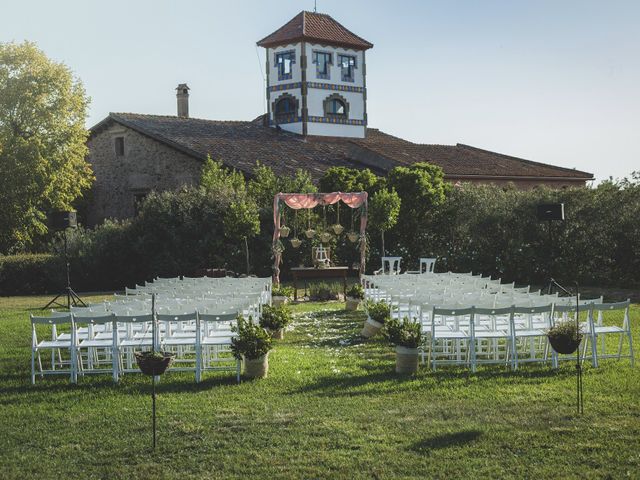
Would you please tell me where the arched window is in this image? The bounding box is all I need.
[273,94,299,123]
[324,94,349,118]
[328,99,346,115]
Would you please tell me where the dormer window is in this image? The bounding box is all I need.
[323,94,349,118]
[339,54,356,82]
[273,93,299,123]
[313,51,333,80]
[275,50,295,81]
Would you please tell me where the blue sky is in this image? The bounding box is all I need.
[2,0,639,182]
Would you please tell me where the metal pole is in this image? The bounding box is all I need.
[575,282,583,414]
[152,376,156,449]
[152,292,157,449]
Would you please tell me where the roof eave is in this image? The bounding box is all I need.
[445,174,594,182]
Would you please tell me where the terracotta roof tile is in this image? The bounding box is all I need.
[91,113,593,182]
[257,11,373,50]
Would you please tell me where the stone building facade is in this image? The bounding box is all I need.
[86,122,201,225]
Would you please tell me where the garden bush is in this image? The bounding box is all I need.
[0,254,64,295]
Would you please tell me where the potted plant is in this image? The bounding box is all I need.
[361,300,390,338]
[135,350,175,376]
[279,225,290,238]
[231,316,273,379]
[385,317,422,374]
[259,304,292,339]
[305,228,316,239]
[547,320,583,354]
[345,283,364,311]
[272,285,294,306]
[290,237,302,249]
[320,231,332,243]
[332,224,344,235]
[347,231,359,243]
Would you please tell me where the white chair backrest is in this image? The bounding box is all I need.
[419,258,436,274]
[381,257,402,275]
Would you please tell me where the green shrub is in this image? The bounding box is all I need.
[259,304,293,331]
[231,316,272,360]
[309,281,342,301]
[272,285,294,298]
[385,316,422,348]
[0,254,65,295]
[366,300,390,324]
[346,283,364,299]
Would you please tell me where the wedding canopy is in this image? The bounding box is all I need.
[272,192,368,284]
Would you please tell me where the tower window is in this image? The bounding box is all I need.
[114,136,125,156]
[313,51,333,80]
[339,55,356,82]
[273,94,299,123]
[275,50,296,80]
[323,94,349,118]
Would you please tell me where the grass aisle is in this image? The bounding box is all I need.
[0,296,639,479]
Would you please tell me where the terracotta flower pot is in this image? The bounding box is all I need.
[395,346,419,374]
[548,333,582,355]
[345,297,361,311]
[332,224,344,235]
[290,238,302,248]
[244,352,269,379]
[347,232,359,243]
[361,317,383,338]
[279,226,290,238]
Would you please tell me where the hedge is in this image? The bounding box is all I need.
[0,254,65,296]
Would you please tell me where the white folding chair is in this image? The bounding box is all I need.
[113,313,155,378]
[31,313,77,384]
[585,300,634,367]
[158,312,198,376]
[428,307,474,370]
[511,304,553,369]
[472,306,515,371]
[196,312,240,383]
[73,312,118,382]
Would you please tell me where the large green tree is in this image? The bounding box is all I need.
[368,188,401,257]
[0,41,93,253]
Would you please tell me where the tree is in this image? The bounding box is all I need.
[318,166,383,194]
[223,199,260,275]
[0,41,93,253]
[368,188,401,257]
[200,156,246,204]
[386,162,448,260]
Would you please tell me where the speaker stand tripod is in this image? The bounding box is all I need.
[42,231,86,310]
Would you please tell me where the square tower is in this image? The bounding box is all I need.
[257,11,373,138]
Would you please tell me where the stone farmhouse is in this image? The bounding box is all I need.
[86,11,593,225]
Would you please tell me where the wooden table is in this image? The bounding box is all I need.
[290,266,349,300]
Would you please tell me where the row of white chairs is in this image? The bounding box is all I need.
[31,276,272,384]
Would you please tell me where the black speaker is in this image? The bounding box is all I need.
[537,203,565,221]
[49,211,77,230]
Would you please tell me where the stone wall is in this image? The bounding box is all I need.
[86,123,202,225]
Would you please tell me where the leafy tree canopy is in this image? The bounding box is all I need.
[318,166,384,194]
[0,41,93,253]
[200,156,246,205]
[369,188,401,233]
[248,162,316,213]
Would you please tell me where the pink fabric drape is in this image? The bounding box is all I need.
[272,192,368,285]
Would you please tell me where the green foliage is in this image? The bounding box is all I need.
[200,156,246,202]
[0,254,64,295]
[346,283,364,299]
[0,41,93,253]
[366,300,390,324]
[369,188,401,233]
[259,304,293,331]
[384,316,422,348]
[309,281,342,301]
[318,166,384,194]
[272,285,294,298]
[547,320,582,341]
[231,315,273,360]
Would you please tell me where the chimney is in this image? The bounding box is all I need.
[176,83,190,118]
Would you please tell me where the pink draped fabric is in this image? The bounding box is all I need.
[272,192,368,285]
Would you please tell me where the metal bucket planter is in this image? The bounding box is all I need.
[361,317,384,338]
[272,296,288,307]
[279,226,290,238]
[345,297,361,311]
[548,333,583,355]
[244,352,269,379]
[270,328,284,340]
[395,346,419,374]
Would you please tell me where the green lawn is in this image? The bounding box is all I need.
[1,295,639,479]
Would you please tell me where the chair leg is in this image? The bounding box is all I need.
[628,332,635,367]
[31,349,36,385]
[590,333,598,368]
